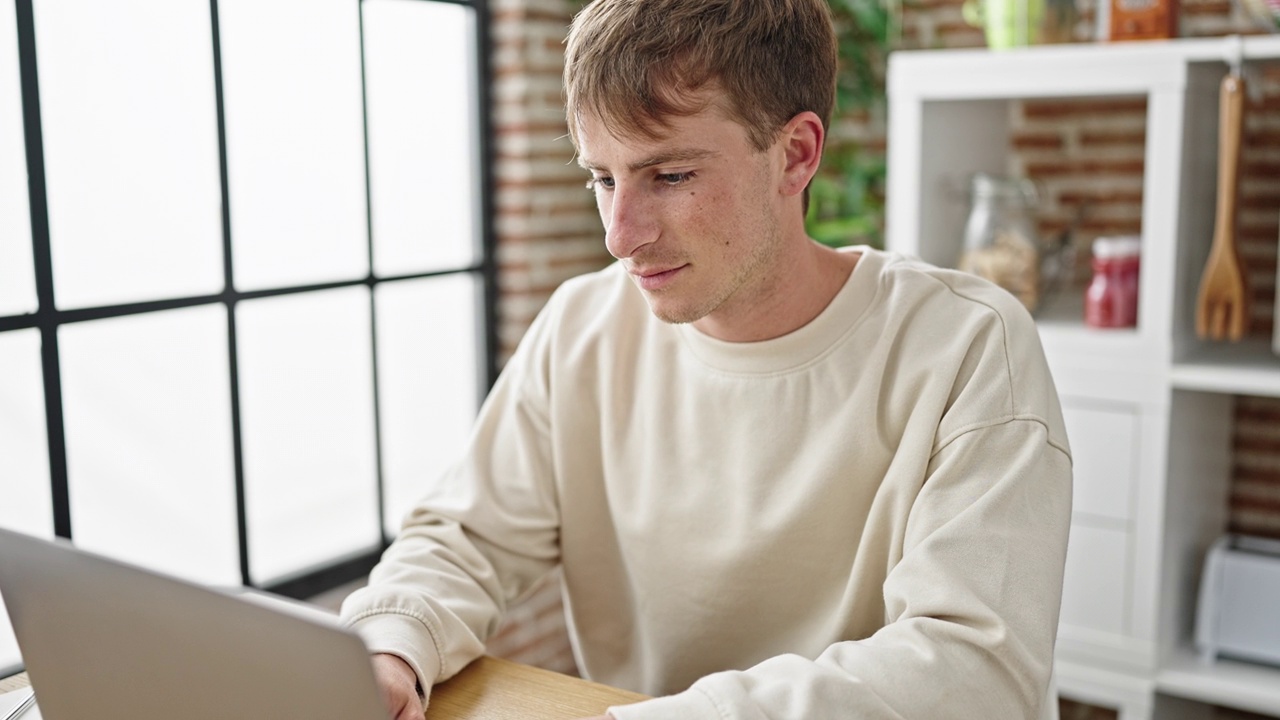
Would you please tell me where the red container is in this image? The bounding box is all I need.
[1085,236,1141,329]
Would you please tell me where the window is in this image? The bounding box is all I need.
[0,0,495,676]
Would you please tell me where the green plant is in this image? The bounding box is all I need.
[805,0,897,249]
[830,0,896,111]
[806,148,886,248]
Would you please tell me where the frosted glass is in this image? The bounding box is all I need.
[0,330,49,671]
[220,0,369,291]
[0,330,53,538]
[364,0,479,277]
[237,287,380,584]
[375,274,480,535]
[0,5,35,317]
[58,305,239,586]
[34,0,223,310]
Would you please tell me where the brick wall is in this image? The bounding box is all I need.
[491,0,608,365]
[485,0,1280,703]
[485,0,589,674]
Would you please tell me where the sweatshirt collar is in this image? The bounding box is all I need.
[674,245,884,375]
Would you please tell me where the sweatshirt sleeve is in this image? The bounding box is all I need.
[339,296,563,706]
[608,416,1072,720]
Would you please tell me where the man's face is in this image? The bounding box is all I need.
[575,98,789,333]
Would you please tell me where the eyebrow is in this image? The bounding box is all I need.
[578,148,719,172]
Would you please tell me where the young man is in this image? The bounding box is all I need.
[341,1,1072,718]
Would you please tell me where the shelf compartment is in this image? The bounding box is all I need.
[1037,292,1144,345]
[1158,647,1280,717]
[1171,340,1280,398]
[1035,291,1133,331]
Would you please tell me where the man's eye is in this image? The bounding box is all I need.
[586,176,615,191]
[657,172,694,186]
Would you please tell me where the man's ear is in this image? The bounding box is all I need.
[777,111,825,198]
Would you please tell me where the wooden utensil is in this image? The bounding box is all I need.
[1195,72,1250,342]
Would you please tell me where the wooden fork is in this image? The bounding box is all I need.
[1195,72,1249,342]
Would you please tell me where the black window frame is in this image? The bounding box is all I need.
[1,0,498,602]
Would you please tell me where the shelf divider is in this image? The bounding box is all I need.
[1157,647,1280,717]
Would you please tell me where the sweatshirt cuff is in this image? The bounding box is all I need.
[345,611,443,707]
[607,685,725,720]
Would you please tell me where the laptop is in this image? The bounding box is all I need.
[0,527,387,720]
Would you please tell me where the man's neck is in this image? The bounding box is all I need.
[691,241,859,343]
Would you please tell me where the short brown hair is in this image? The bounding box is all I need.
[564,0,838,152]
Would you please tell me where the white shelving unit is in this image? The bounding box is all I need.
[1160,649,1280,717]
[886,36,1280,720]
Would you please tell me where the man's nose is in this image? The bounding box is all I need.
[603,184,657,260]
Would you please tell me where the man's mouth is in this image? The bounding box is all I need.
[629,265,686,291]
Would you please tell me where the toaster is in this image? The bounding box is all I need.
[1195,534,1280,667]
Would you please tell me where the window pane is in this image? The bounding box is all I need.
[220,0,369,291]
[0,4,35,317]
[0,330,47,672]
[0,329,52,538]
[58,305,239,586]
[34,0,223,310]
[364,0,479,277]
[237,287,380,584]
[375,274,480,535]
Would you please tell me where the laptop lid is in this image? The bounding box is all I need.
[0,527,386,720]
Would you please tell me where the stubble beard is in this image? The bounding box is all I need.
[644,210,783,327]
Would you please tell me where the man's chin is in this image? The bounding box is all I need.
[642,296,704,326]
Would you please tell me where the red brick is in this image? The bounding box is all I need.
[1057,189,1145,205]
[1182,0,1234,15]
[491,7,573,24]
[496,120,571,136]
[1244,160,1280,177]
[1022,99,1147,120]
[1075,218,1144,235]
[1079,130,1147,147]
[935,25,987,47]
[1012,132,1065,150]
[1024,159,1145,177]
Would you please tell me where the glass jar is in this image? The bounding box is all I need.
[1085,236,1141,328]
[957,173,1042,313]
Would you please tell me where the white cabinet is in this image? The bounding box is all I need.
[1063,402,1140,522]
[887,36,1280,720]
[1061,521,1130,637]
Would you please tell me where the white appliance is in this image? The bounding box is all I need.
[1195,534,1280,667]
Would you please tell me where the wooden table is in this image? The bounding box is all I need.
[429,656,648,718]
[0,655,648,719]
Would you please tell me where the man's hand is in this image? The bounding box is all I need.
[371,653,425,720]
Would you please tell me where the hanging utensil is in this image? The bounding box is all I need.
[1195,62,1250,342]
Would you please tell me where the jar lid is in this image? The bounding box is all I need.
[1093,236,1142,259]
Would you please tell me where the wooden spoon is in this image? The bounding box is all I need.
[1195,72,1249,342]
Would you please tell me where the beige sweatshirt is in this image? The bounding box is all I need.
[340,246,1073,719]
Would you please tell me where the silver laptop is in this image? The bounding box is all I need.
[0,527,386,720]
